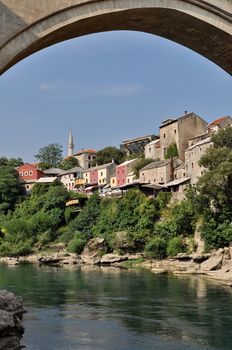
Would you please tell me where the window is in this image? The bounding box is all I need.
[88,156,91,160]
[24,171,28,176]
[101,171,103,176]
[174,129,176,134]
[192,162,194,169]
[112,179,115,184]
[19,172,23,176]
[149,147,151,152]
[183,172,186,177]
[163,133,166,138]
[29,171,33,176]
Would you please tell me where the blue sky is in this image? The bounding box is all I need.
[0,30,231,162]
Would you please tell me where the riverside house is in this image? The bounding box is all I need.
[16,163,44,192]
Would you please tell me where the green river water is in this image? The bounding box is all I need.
[0,263,232,350]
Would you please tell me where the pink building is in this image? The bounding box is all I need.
[116,159,138,187]
[89,169,98,185]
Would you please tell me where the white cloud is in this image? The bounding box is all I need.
[38,81,144,98]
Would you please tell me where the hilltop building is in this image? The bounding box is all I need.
[159,112,208,161]
[16,163,44,192]
[74,149,96,169]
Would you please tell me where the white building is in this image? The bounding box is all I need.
[59,167,85,191]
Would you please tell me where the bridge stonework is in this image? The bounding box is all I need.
[0,0,232,75]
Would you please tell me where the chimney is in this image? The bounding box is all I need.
[184,110,188,115]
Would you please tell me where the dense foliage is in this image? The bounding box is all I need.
[94,146,124,165]
[60,157,80,170]
[195,127,232,249]
[0,183,69,256]
[0,159,25,214]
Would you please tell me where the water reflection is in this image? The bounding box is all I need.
[0,264,232,350]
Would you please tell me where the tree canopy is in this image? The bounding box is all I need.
[60,157,80,170]
[0,157,23,167]
[94,146,124,165]
[0,163,24,214]
[35,143,63,169]
[194,127,232,249]
[164,143,179,159]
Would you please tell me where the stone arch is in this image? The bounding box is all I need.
[0,0,232,75]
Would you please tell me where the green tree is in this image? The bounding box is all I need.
[94,146,124,165]
[164,142,179,159]
[0,165,24,214]
[0,157,23,167]
[193,127,232,249]
[60,157,80,170]
[35,143,63,168]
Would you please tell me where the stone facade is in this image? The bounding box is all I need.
[74,149,96,169]
[1,1,232,75]
[144,139,162,160]
[159,112,208,161]
[185,137,213,185]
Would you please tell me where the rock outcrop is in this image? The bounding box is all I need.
[81,238,108,264]
[0,290,26,350]
[38,253,81,266]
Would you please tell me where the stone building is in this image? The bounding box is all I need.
[159,112,207,161]
[139,158,182,185]
[144,139,162,160]
[74,149,96,169]
[185,137,213,185]
[207,116,232,133]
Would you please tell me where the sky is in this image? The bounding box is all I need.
[0,30,232,162]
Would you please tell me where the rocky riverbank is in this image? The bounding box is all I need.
[0,238,232,288]
[0,290,26,350]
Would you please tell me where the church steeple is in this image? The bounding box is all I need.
[68,129,74,157]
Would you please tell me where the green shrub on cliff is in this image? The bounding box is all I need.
[167,236,186,256]
[144,237,167,259]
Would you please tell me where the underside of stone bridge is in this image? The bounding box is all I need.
[0,0,232,75]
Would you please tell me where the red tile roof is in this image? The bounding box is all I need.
[74,149,96,155]
[208,116,228,127]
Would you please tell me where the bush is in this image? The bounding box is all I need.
[0,239,33,257]
[144,237,167,259]
[167,236,186,256]
[67,237,87,254]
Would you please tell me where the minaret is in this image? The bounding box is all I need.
[68,129,74,157]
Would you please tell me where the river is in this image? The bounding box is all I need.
[0,263,232,350]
